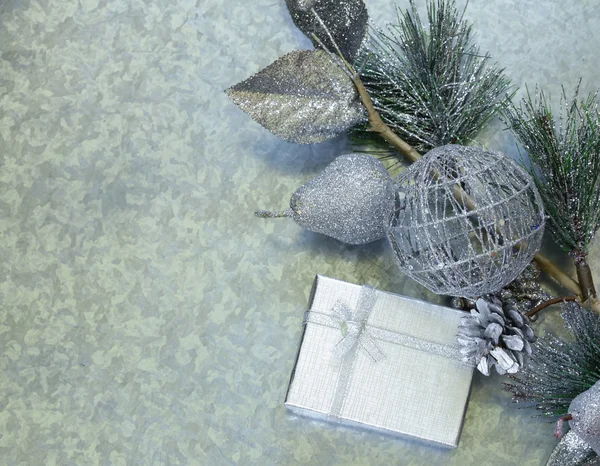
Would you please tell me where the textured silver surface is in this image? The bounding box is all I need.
[1,0,599,464]
[226,49,366,144]
[287,154,395,244]
[305,308,468,364]
[388,144,545,297]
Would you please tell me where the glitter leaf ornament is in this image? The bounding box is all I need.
[387,144,545,298]
[285,0,369,63]
[226,50,366,144]
[546,431,597,466]
[256,154,395,244]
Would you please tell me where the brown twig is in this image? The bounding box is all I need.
[554,413,573,439]
[575,258,597,301]
[530,253,581,298]
[351,77,421,163]
[525,296,578,318]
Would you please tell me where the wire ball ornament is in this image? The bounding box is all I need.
[387,145,545,298]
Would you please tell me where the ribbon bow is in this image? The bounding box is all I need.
[331,285,385,362]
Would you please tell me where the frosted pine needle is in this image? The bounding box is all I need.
[351,0,513,153]
[503,84,600,260]
[505,302,600,417]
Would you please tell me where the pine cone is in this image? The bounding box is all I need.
[457,297,536,376]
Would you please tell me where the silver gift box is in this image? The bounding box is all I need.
[285,275,474,448]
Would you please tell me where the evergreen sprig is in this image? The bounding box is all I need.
[505,302,600,417]
[504,85,600,260]
[351,0,513,153]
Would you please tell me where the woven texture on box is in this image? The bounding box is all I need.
[286,276,473,447]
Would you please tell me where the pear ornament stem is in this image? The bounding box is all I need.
[255,209,294,219]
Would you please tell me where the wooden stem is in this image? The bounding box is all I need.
[350,72,584,298]
[575,259,597,301]
[352,77,421,163]
[554,414,573,439]
[525,296,578,318]
[532,253,581,297]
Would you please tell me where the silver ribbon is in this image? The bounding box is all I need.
[330,286,385,362]
[303,285,471,420]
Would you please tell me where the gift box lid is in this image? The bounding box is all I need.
[285,275,474,448]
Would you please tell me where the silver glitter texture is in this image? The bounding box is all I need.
[226,50,366,144]
[290,154,394,244]
[285,0,368,63]
[387,144,545,298]
[457,297,536,376]
[569,380,600,456]
[546,431,597,466]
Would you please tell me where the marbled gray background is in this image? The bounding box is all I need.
[0,0,598,464]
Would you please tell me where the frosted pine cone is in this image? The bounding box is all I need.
[457,297,536,376]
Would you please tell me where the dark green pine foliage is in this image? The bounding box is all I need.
[504,85,600,300]
[504,85,600,261]
[505,302,600,417]
[351,0,513,154]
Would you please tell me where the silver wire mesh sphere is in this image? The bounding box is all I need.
[387,145,545,298]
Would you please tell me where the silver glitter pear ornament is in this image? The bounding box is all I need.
[568,380,600,456]
[226,50,366,144]
[256,154,395,244]
[387,144,545,298]
[548,380,600,465]
[285,0,369,63]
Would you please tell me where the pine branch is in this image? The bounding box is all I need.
[351,0,513,153]
[504,84,600,300]
[505,301,600,417]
